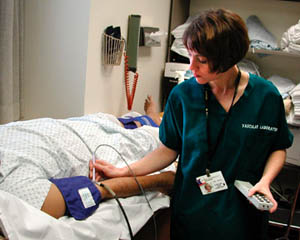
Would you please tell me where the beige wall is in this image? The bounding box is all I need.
[23,0,91,120]
[22,0,170,120]
[84,0,171,116]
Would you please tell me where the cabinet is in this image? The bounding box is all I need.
[244,22,300,238]
[167,0,300,160]
[167,0,300,237]
[269,163,300,239]
[190,0,300,236]
[189,0,300,82]
[165,0,300,101]
[246,49,300,166]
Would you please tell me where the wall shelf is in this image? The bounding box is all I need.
[249,48,300,58]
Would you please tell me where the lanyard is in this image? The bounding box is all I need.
[204,69,241,177]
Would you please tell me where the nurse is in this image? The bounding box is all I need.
[92,8,293,239]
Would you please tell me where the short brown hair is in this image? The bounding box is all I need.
[183,8,250,73]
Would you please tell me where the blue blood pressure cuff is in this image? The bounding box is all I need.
[118,115,159,129]
[50,176,101,220]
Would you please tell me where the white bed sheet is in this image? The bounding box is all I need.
[0,189,170,240]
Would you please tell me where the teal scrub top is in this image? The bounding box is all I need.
[159,73,293,240]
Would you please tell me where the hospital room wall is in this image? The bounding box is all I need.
[84,0,171,116]
[22,0,170,120]
[22,0,91,120]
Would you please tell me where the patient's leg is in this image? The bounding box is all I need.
[143,95,161,126]
[41,171,175,219]
[119,95,162,128]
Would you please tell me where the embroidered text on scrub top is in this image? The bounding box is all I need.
[241,123,278,132]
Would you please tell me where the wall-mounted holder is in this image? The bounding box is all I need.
[102,33,125,65]
[139,27,161,47]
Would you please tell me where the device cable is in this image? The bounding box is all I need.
[95,182,134,240]
[58,121,157,239]
[92,143,157,240]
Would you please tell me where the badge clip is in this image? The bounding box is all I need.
[206,168,210,177]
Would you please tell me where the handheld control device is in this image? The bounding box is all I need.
[234,180,273,211]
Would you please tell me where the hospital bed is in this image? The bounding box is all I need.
[0,112,174,240]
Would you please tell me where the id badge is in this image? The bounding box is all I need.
[196,171,228,195]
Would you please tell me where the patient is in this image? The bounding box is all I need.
[41,95,172,219]
[0,95,174,221]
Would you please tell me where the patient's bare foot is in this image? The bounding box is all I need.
[144,95,157,115]
[144,95,161,126]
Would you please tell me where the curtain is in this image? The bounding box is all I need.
[0,0,24,124]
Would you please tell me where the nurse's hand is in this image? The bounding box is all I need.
[89,159,127,181]
[248,181,278,213]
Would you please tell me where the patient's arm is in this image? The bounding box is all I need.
[41,171,175,219]
[41,184,67,218]
[98,171,175,197]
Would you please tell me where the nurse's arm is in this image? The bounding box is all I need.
[123,143,178,176]
[248,149,286,213]
[260,149,286,186]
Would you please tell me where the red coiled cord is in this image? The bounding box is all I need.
[124,52,138,110]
